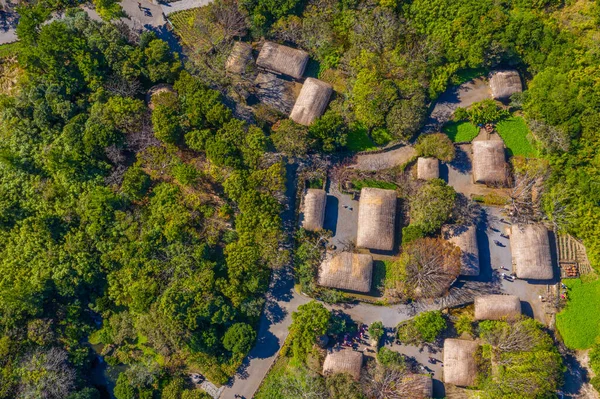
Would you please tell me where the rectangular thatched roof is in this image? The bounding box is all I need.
[417,157,440,180]
[489,70,522,101]
[256,41,309,80]
[323,349,363,380]
[289,78,332,126]
[225,42,253,74]
[472,140,507,185]
[444,225,480,276]
[254,73,299,114]
[510,224,553,280]
[474,294,521,321]
[302,189,327,231]
[356,188,397,251]
[443,339,479,387]
[318,252,373,293]
[400,374,433,399]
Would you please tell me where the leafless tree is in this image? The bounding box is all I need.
[528,119,570,152]
[104,74,142,98]
[279,367,328,399]
[125,111,160,154]
[362,363,419,399]
[18,347,76,399]
[480,319,536,354]
[212,0,248,40]
[508,157,550,224]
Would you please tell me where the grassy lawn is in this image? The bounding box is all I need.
[443,121,479,142]
[496,116,536,157]
[556,278,600,349]
[351,179,397,191]
[346,123,377,152]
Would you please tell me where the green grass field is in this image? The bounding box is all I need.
[351,179,397,191]
[443,121,479,142]
[556,278,600,349]
[496,116,536,157]
[346,123,377,152]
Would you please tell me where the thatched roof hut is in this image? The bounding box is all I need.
[146,84,176,110]
[225,42,253,74]
[399,374,433,399]
[254,73,300,114]
[318,252,373,293]
[289,78,332,126]
[302,189,326,231]
[444,225,480,276]
[474,295,521,321]
[356,188,397,251]
[472,140,507,185]
[443,339,479,387]
[510,224,553,280]
[322,350,363,380]
[417,157,440,180]
[489,70,522,101]
[256,41,309,80]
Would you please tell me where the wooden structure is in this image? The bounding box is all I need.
[557,234,591,278]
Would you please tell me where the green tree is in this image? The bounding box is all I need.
[223,323,257,355]
[144,39,181,83]
[271,120,311,157]
[289,301,330,361]
[309,110,348,152]
[121,167,151,200]
[368,321,385,344]
[410,179,456,233]
[415,133,456,162]
[413,311,446,342]
[152,105,182,144]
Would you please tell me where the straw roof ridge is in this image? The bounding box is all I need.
[443,339,479,387]
[290,78,333,126]
[474,294,521,321]
[322,349,363,380]
[256,41,309,80]
[489,70,522,101]
[356,187,397,251]
[417,157,440,180]
[318,252,374,293]
[302,189,327,231]
[510,224,553,280]
[444,224,480,276]
[226,41,253,75]
[472,140,507,185]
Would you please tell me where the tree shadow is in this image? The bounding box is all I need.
[520,300,534,319]
[449,145,472,174]
[432,379,446,398]
[324,195,339,236]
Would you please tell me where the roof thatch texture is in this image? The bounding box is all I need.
[318,252,373,293]
[302,189,327,231]
[489,70,522,101]
[417,157,440,180]
[322,350,363,380]
[289,78,332,126]
[510,224,553,280]
[225,42,253,74]
[146,84,175,110]
[254,73,299,114]
[356,188,397,251]
[474,295,521,321]
[444,225,480,276]
[443,339,479,387]
[472,140,507,185]
[256,41,309,79]
[400,374,433,399]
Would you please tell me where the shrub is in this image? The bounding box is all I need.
[455,314,473,337]
[466,99,509,125]
[410,179,456,234]
[271,120,311,157]
[121,167,151,200]
[369,321,385,343]
[413,311,446,342]
[223,323,257,355]
[371,127,393,146]
[401,224,424,245]
[415,133,455,162]
[396,321,420,345]
[376,347,405,368]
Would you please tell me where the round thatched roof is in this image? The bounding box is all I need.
[443,225,480,276]
[356,188,397,251]
[400,374,433,399]
[318,252,373,293]
[289,78,333,126]
[417,157,440,180]
[443,339,479,387]
[322,349,363,380]
[302,189,327,231]
[146,84,176,110]
[472,140,507,185]
[489,70,522,101]
[474,294,521,321]
[256,41,309,80]
[510,224,553,280]
[225,41,253,75]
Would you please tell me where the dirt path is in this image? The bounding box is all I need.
[352,145,417,171]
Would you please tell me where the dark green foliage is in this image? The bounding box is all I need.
[376,347,405,368]
[309,110,348,152]
[289,301,330,362]
[415,133,456,162]
[271,120,311,157]
[409,179,456,234]
[223,323,257,355]
[401,224,424,245]
[397,311,446,344]
[368,321,385,343]
[121,167,151,200]
[152,105,182,144]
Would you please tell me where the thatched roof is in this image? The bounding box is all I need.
[256,41,309,79]
[254,73,299,114]
[444,225,480,276]
[146,84,175,110]
[318,252,373,293]
[510,224,553,280]
[489,70,522,101]
[472,140,507,185]
[289,78,332,126]
[302,189,327,231]
[322,350,363,380]
[356,188,397,251]
[226,42,253,74]
[474,295,521,321]
[443,339,479,387]
[417,157,440,180]
[399,374,433,399]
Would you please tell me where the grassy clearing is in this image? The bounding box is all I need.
[346,123,377,152]
[496,116,536,157]
[443,121,479,142]
[556,278,600,349]
[351,179,397,191]
[169,9,205,48]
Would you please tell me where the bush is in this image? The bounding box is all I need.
[271,120,311,157]
[455,314,473,337]
[466,99,509,125]
[152,105,181,144]
[409,179,456,234]
[413,311,446,342]
[415,133,455,162]
[371,127,393,146]
[223,323,257,355]
[369,321,385,343]
[376,347,404,367]
[401,224,424,245]
[121,167,151,201]
[396,321,421,345]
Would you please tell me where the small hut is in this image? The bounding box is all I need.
[443,339,479,387]
[474,295,521,321]
[318,252,373,293]
[417,157,440,180]
[256,41,309,80]
[146,84,176,110]
[225,42,253,74]
[489,70,522,101]
[444,225,480,276]
[472,140,507,185]
[322,350,363,380]
[399,374,433,399]
[254,73,300,114]
[289,78,332,126]
[510,224,553,280]
[302,189,327,231]
[356,188,397,251]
